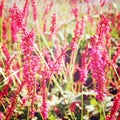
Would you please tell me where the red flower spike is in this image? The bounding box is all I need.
[89,16,111,101]
[0,0,5,17]
[84,0,90,3]
[9,4,25,42]
[41,72,48,120]
[2,19,8,40]
[112,42,120,65]
[31,0,38,21]
[69,102,81,112]
[106,93,120,120]
[42,0,54,20]
[100,0,106,7]
[48,13,57,40]
[78,46,88,84]
[21,29,40,118]
[90,45,106,101]
[96,15,110,45]
[53,106,61,115]
[23,0,29,25]
[0,44,16,104]
[0,61,2,67]
[43,18,47,33]
[71,17,85,51]
[72,7,79,19]
[71,0,79,6]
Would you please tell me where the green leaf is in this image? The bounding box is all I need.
[48,112,56,120]
[67,34,72,43]
[111,27,118,38]
[90,98,98,106]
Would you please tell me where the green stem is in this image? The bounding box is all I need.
[34,44,64,96]
[68,39,81,90]
[39,29,56,61]
[101,101,105,120]
[35,21,42,49]
[98,101,101,119]
[27,106,30,120]
[81,84,83,120]
[99,101,105,120]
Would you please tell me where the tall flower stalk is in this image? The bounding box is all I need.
[79,46,88,84]
[23,0,30,25]
[0,44,11,99]
[21,29,37,118]
[0,0,5,43]
[31,0,38,21]
[48,13,57,40]
[1,44,17,120]
[41,72,48,120]
[70,17,85,51]
[5,29,39,120]
[106,92,120,120]
[90,15,110,101]
[69,16,85,91]
[9,3,25,42]
[1,1,120,120]
[90,43,106,101]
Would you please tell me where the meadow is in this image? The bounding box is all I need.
[0,0,120,120]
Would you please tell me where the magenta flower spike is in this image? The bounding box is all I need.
[31,0,38,21]
[48,13,57,40]
[106,93,120,120]
[9,3,25,42]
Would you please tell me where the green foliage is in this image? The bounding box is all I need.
[90,98,98,106]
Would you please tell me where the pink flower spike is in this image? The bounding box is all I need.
[100,0,106,7]
[90,45,106,101]
[0,0,5,17]
[48,13,57,40]
[43,18,47,33]
[96,15,110,45]
[106,93,120,120]
[31,0,38,21]
[9,3,25,42]
[84,0,90,3]
[23,0,29,25]
[72,7,79,19]
[41,72,48,120]
[2,19,8,40]
[71,17,85,51]
[42,0,54,20]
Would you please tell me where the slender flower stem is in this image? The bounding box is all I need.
[0,0,5,43]
[34,44,64,96]
[35,21,41,49]
[99,101,105,120]
[69,39,81,90]
[39,26,56,61]
[102,101,105,119]
[81,84,83,120]
[27,106,30,120]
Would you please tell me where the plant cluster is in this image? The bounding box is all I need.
[0,0,120,120]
